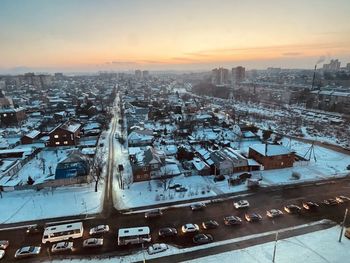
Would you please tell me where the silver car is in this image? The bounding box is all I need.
[83,238,104,248]
[89,225,110,235]
[51,242,73,253]
[0,240,9,250]
[14,246,41,258]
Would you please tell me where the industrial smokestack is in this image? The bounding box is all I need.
[311,65,317,90]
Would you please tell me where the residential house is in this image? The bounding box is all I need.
[248,144,295,170]
[47,120,81,147]
[21,130,41,144]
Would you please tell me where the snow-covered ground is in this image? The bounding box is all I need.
[187,225,350,263]
[50,223,350,263]
[0,185,103,224]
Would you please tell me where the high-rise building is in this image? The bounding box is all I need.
[346,63,350,71]
[323,59,341,71]
[135,70,142,79]
[232,66,245,84]
[211,67,229,85]
[142,70,149,79]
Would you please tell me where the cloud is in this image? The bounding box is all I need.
[282,52,303,56]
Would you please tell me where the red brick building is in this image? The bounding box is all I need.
[248,144,294,170]
[47,121,81,147]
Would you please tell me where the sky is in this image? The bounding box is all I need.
[1,0,350,73]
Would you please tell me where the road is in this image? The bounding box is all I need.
[101,97,118,218]
[1,179,350,262]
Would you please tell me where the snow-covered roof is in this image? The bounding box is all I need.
[249,144,292,156]
[24,130,40,139]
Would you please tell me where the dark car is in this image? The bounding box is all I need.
[190,203,206,211]
[145,209,163,219]
[224,216,242,226]
[175,186,188,192]
[323,199,338,206]
[245,213,263,222]
[193,234,213,245]
[284,204,302,214]
[202,220,219,230]
[158,227,177,237]
[302,201,319,210]
[26,224,44,235]
[213,175,225,182]
[169,184,181,189]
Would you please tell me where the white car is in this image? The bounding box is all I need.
[51,242,73,253]
[0,250,4,260]
[181,223,199,233]
[266,209,283,218]
[0,241,9,250]
[233,200,250,209]
[89,225,110,235]
[147,243,168,255]
[14,246,41,258]
[83,238,104,248]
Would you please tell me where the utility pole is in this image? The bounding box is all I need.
[339,208,348,242]
[272,232,278,262]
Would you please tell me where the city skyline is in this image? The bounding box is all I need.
[1,0,350,73]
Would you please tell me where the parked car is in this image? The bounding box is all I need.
[337,196,350,202]
[323,199,338,206]
[0,250,4,260]
[0,241,9,250]
[245,213,262,222]
[302,201,319,210]
[89,225,110,235]
[83,238,103,248]
[181,224,199,233]
[284,204,302,214]
[190,203,206,211]
[193,234,213,244]
[233,200,250,209]
[51,242,73,253]
[175,186,188,192]
[158,227,177,237]
[266,209,283,218]
[213,175,225,182]
[14,246,41,259]
[26,224,44,235]
[145,209,163,219]
[224,216,242,225]
[169,183,182,189]
[147,243,168,255]
[202,220,219,230]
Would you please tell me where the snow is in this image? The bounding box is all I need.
[249,143,292,156]
[187,225,350,263]
[0,185,103,224]
[114,174,216,210]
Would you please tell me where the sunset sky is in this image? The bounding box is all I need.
[1,0,350,72]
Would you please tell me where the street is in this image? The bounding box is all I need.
[1,179,350,262]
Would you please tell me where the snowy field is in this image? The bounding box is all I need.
[0,184,103,224]
[50,224,350,263]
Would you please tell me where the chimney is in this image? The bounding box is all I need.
[265,144,268,156]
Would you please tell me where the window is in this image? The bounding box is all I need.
[64,141,68,145]
[54,135,59,138]
[55,142,60,145]
[3,114,7,117]
[143,167,148,171]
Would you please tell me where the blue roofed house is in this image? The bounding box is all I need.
[55,152,91,179]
